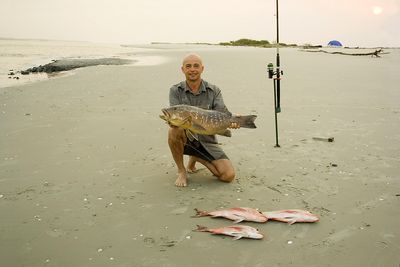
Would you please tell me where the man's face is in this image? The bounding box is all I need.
[181,56,204,82]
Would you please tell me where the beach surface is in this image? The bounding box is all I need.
[0,41,399,267]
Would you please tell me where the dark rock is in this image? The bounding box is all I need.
[8,72,15,76]
[21,58,133,74]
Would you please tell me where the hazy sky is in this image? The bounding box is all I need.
[1,0,399,47]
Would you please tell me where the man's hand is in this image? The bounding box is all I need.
[230,122,240,129]
[229,114,241,129]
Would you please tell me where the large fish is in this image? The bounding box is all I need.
[261,209,319,225]
[160,105,256,138]
[192,207,267,223]
[193,224,264,240]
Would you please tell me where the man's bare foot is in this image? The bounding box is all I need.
[175,171,188,187]
[187,167,198,174]
[187,157,197,173]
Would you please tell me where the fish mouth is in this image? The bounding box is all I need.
[161,108,169,117]
[251,233,264,239]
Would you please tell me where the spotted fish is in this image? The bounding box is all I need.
[160,104,257,138]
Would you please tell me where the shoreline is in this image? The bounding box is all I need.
[0,39,170,89]
[2,37,398,90]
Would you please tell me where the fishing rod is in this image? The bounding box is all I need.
[267,0,282,148]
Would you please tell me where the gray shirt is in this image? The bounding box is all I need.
[169,80,231,158]
[169,80,231,115]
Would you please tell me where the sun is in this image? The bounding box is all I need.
[372,6,383,15]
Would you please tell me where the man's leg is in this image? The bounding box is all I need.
[189,157,235,183]
[186,156,198,173]
[168,126,188,187]
[211,159,235,182]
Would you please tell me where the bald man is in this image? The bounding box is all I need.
[167,53,239,187]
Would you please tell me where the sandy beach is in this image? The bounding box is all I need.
[0,42,399,267]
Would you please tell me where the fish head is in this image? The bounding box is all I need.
[236,226,264,239]
[161,106,192,127]
[248,231,264,239]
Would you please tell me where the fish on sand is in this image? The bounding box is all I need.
[160,105,257,139]
[192,207,267,223]
[193,225,264,240]
[261,209,319,224]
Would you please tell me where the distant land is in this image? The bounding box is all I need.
[151,38,398,49]
[151,38,318,48]
[219,38,300,48]
[1,37,397,49]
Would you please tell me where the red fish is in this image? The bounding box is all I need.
[193,207,267,223]
[261,209,319,224]
[194,225,264,240]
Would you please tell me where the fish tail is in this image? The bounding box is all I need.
[193,225,209,232]
[233,115,257,129]
[261,212,269,221]
[192,208,209,217]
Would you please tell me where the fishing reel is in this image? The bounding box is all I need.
[267,63,283,79]
[267,61,282,147]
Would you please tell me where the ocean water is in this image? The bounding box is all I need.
[0,39,165,88]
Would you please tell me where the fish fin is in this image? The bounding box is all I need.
[233,216,245,224]
[233,115,257,129]
[232,235,243,240]
[180,117,192,127]
[191,122,207,132]
[185,130,198,142]
[217,129,232,137]
[159,114,167,121]
[287,219,297,225]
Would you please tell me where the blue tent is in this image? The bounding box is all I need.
[328,40,343,47]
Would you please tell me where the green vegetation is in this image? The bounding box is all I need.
[219,38,298,48]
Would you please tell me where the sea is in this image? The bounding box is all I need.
[1,38,397,90]
[0,38,166,89]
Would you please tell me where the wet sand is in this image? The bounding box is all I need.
[0,45,399,267]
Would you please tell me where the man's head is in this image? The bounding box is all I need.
[181,53,204,82]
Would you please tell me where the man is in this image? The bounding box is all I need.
[167,53,239,187]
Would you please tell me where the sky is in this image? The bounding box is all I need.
[1,0,399,47]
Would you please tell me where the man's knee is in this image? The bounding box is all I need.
[219,170,235,183]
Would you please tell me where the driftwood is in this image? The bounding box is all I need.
[302,49,387,57]
[312,137,334,142]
